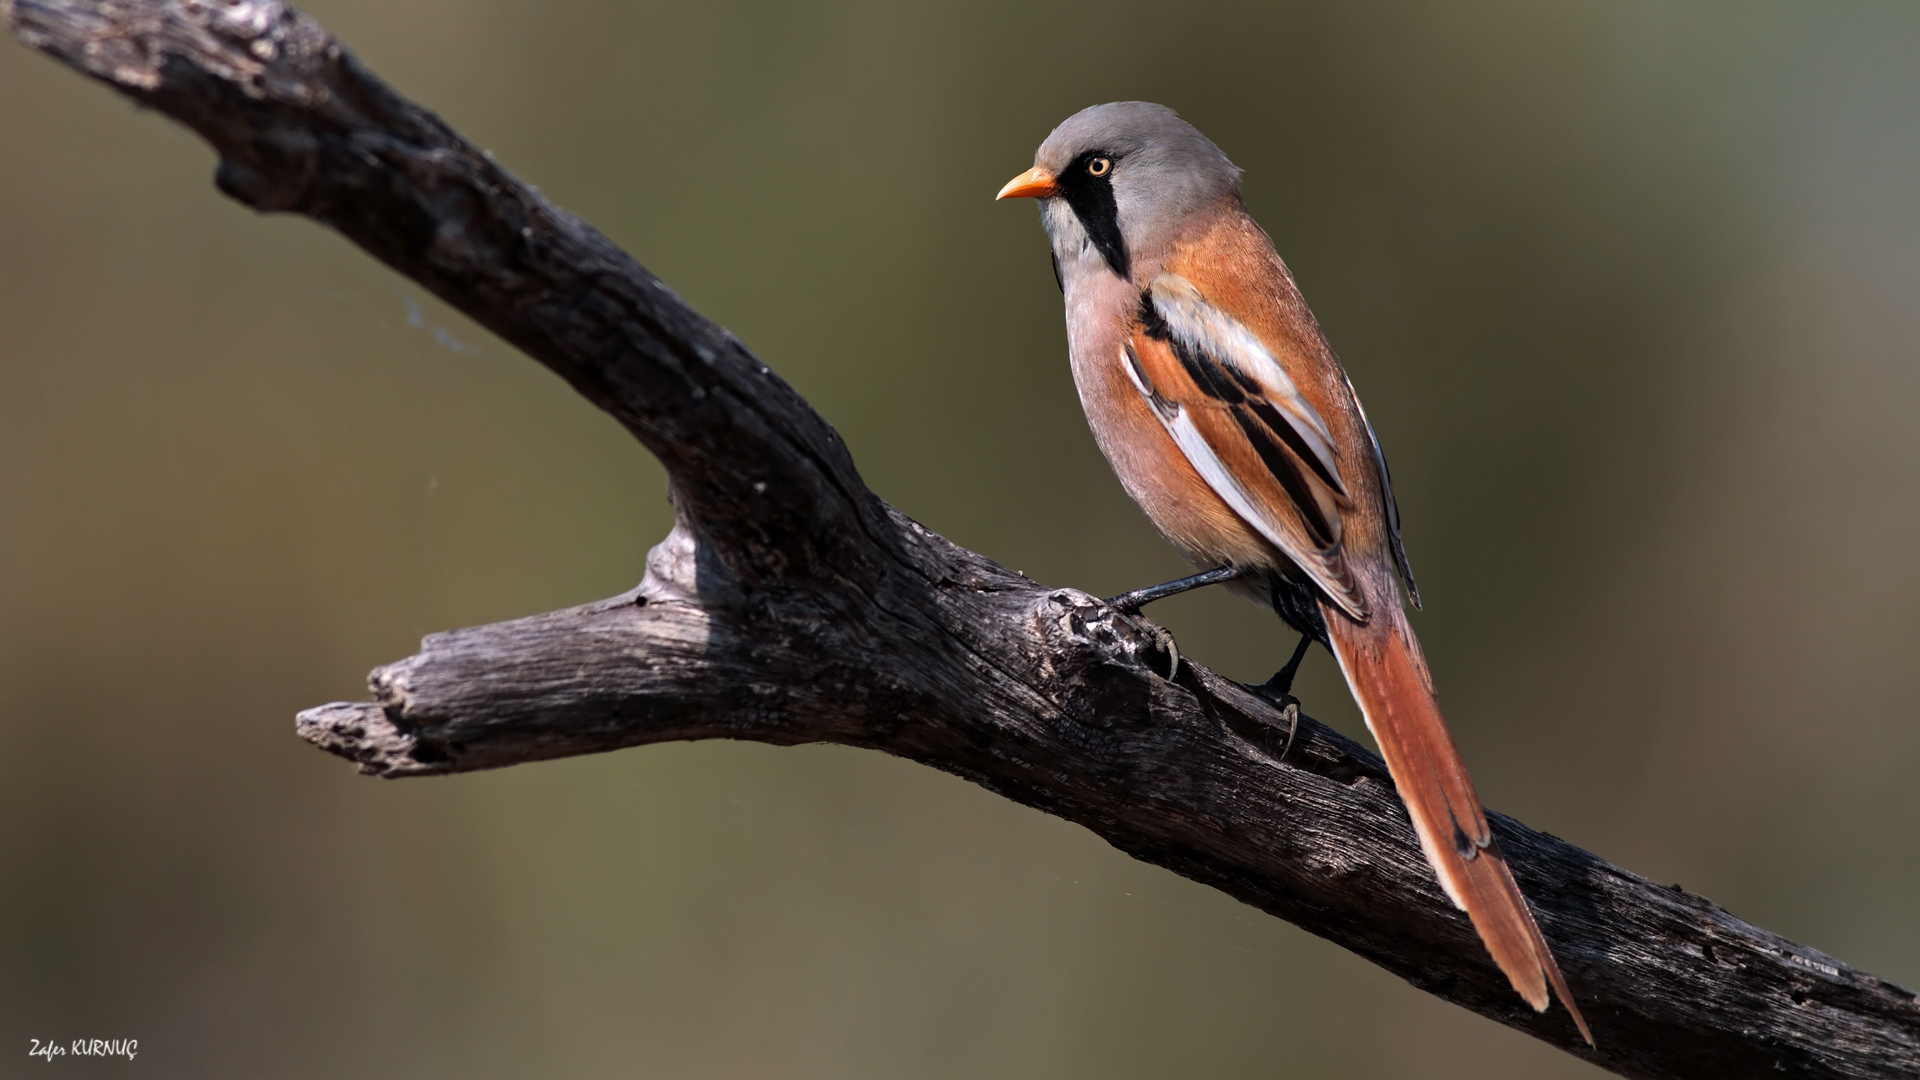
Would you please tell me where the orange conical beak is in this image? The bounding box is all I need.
[996,166,1059,200]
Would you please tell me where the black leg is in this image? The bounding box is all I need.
[1105,566,1241,615]
[1256,633,1315,698]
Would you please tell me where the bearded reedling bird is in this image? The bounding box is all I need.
[998,102,1591,1043]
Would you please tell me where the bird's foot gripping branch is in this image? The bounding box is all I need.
[7,2,1917,1077]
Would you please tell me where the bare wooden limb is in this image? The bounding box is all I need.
[9,2,1918,1076]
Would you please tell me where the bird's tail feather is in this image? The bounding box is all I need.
[1324,604,1592,1045]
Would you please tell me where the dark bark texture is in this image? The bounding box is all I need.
[9,2,1918,1076]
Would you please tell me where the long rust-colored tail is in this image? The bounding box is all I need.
[1324,603,1592,1045]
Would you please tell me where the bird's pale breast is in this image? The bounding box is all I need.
[1064,265,1284,574]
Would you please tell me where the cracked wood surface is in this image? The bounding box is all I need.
[9,1,1919,1076]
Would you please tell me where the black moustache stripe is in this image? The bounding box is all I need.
[1059,152,1129,279]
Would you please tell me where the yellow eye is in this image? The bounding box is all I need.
[1087,157,1112,177]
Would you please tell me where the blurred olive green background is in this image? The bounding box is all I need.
[4,1,1919,1076]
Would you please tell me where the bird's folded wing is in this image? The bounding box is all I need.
[1122,272,1367,620]
[1345,379,1421,608]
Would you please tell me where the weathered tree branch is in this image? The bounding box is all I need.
[9,1,1917,1075]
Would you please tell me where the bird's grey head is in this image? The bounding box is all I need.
[999,102,1242,283]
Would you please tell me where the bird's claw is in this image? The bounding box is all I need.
[1243,683,1302,763]
[1144,621,1181,681]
